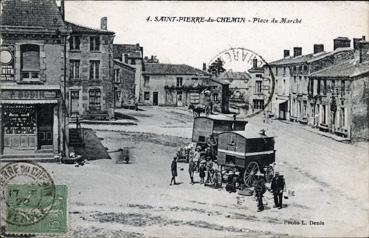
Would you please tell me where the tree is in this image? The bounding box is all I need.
[208,58,226,77]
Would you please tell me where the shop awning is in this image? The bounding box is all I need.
[274,99,288,104]
[0,99,58,104]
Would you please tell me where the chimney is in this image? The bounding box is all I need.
[313,44,324,54]
[252,58,258,68]
[283,50,290,58]
[202,63,206,71]
[293,47,302,57]
[333,37,350,50]
[100,17,107,30]
[357,40,369,63]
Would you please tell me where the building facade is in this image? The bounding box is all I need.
[65,18,115,120]
[113,60,136,108]
[0,0,69,158]
[113,44,144,104]
[141,63,229,111]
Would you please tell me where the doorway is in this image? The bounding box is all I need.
[37,105,53,149]
[70,90,79,114]
[153,92,158,106]
[176,91,183,107]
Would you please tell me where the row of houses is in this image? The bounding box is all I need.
[265,36,369,141]
[0,0,230,159]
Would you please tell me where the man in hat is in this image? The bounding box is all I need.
[170,157,178,185]
[188,158,195,184]
[271,172,285,209]
[253,171,266,212]
[193,146,201,172]
[199,160,206,184]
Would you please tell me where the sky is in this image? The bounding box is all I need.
[64,1,369,69]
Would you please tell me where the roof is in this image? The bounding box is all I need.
[113,44,142,59]
[1,0,67,31]
[210,78,230,86]
[113,59,136,71]
[65,21,114,35]
[309,58,369,78]
[232,129,274,139]
[143,63,210,76]
[269,53,315,66]
[217,71,251,80]
[307,47,353,63]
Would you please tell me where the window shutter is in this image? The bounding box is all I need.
[90,62,94,80]
[96,61,100,79]
[90,37,93,51]
[96,37,100,51]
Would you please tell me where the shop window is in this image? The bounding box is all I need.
[3,105,36,135]
[89,89,101,111]
[70,60,80,79]
[89,60,100,80]
[90,36,100,51]
[114,69,120,83]
[69,36,80,50]
[144,92,150,101]
[21,44,40,80]
[176,77,183,87]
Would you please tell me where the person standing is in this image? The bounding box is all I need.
[188,158,195,184]
[253,171,266,212]
[193,147,201,172]
[170,157,178,185]
[199,161,206,184]
[271,172,286,209]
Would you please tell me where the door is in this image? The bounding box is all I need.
[70,90,79,114]
[37,105,53,149]
[153,92,158,106]
[177,91,183,107]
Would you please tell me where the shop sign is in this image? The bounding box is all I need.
[0,46,15,81]
[1,90,58,100]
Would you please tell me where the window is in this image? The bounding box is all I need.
[255,81,262,93]
[317,79,321,94]
[89,89,101,111]
[322,105,327,124]
[213,93,219,102]
[90,36,100,51]
[293,66,296,72]
[256,74,262,78]
[144,92,150,101]
[304,65,308,71]
[114,69,120,83]
[331,80,335,94]
[339,107,346,128]
[323,80,327,95]
[275,67,278,76]
[130,59,136,65]
[298,66,302,72]
[253,99,264,109]
[144,76,150,86]
[21,44,40,80]
[191,77,198,81]
[303,101,307,117]
[89,60,100,80]
[176,77,183,87]
[69,36,80,50]
[70,60,80,79]
[283,67,286,75]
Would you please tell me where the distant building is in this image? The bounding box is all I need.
[309,39,369,141]
[141,63,229,112]
[113,44,144,103]
[217,71,251,102]
[113,60,136,108]
[65,18,115,120]
[0,0,69,158]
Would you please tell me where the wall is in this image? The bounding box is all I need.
[67,34,114,118]
[350,75,369,141]
[113,62,136,107]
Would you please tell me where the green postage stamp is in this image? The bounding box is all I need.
[0,162,68,236]
[5,185,68,235]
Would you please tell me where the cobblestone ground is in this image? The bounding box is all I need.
[40,106,368,237]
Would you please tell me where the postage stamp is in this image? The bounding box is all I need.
[0,162,68,235]
[208,47,276,118]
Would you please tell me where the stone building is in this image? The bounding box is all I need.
[65,18,115,120]
[0,0,69,158]
[113,44,144,103]
[113,60,136,108]
[141,63,229,112]
[308,39,369,141]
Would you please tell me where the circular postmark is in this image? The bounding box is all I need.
[208,47,275,118]
[0,162,55,226]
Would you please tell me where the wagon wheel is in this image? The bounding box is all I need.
[243,161,260,187]
[265,165,274,183]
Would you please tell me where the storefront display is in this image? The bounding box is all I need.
[3,105,36,135]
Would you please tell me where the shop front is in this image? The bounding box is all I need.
[0,86,64,157]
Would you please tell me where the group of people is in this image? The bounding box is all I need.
[253,171,286,212]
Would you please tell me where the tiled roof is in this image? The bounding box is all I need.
[113,44,142,59]
[143,63,210,76]
[307,47,353,63]
[269,53,315,65]
[309,58,369,78]
[113,59,136,71]
[217,71,251,80]
[65,21,114,35]
[1,0,66,30]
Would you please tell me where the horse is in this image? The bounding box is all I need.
[189,104,207,117]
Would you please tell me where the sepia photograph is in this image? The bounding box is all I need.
[0,0,368,237]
